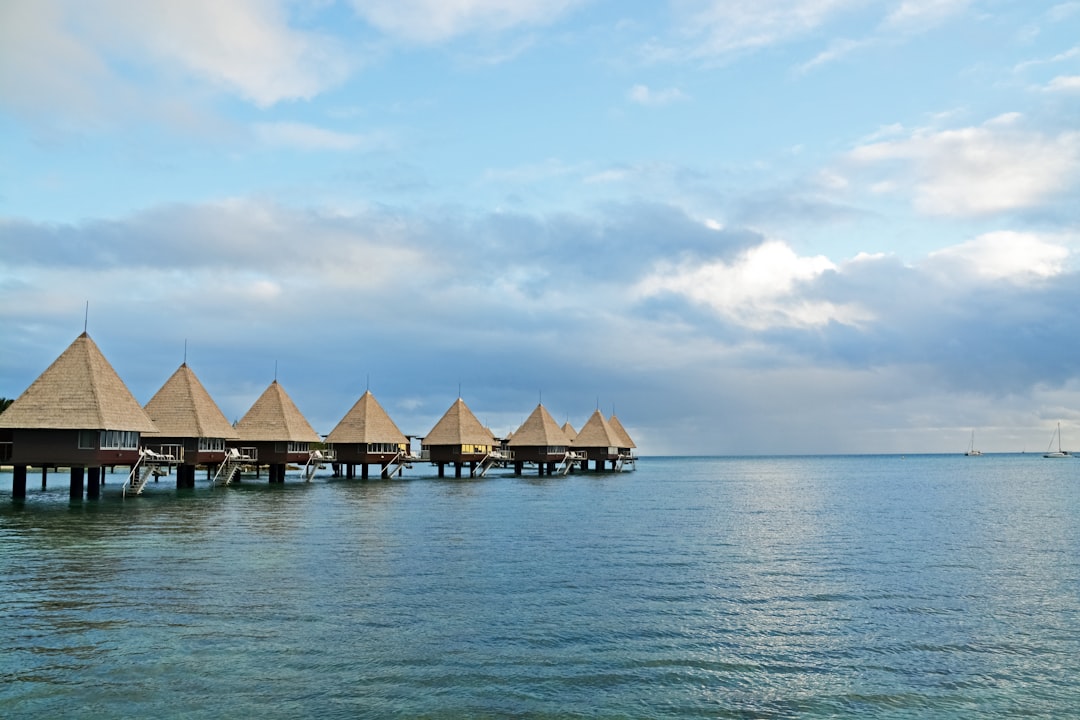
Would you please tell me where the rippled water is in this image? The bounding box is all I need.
[2,455,1079,718]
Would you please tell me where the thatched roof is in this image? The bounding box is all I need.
[234,380,320,443]
[0,332,157,432]
[508,404,569,447]
[561,421,577,441]
[144,363,237,439]
[423,398,493,446]
[609,414,636,449]
[326,390,407,445]
[570,409,622,448]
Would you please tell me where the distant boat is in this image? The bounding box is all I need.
[964,429,982,456]
[1043,423,1072,458]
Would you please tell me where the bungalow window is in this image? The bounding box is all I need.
[198,438,225,452]
[100,430,139,450]
[78,430,97,449]
[287,442,309,453]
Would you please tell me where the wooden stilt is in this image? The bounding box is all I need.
[86,467,101,499]
[70,467,84,499]
[13,465,27,499]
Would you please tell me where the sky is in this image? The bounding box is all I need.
[2,0,1079,456]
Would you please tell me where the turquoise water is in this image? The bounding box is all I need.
[2,455,1079,718]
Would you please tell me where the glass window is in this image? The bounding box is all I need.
[100,430,139,450]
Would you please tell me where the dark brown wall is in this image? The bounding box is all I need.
[425,446,488,463]
[11,429,139,466]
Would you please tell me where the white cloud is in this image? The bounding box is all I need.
[584,169,630,184]
[0,0,116,123]
[795,37,869,74]
[348,0,583,43]
[1049,2,1080,22]
[883,0,972,32]
[1045,75,1080,93]
[926,231,1071,282]
[0,0,350,122]
[628,84,688,106]
[672,0,860,57]
[635,240,873,330]
[254,122,385,151]
[849,113,1080,216]
[1013,45,1079,74]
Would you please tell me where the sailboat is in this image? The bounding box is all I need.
[1043,422,1071,458]
[964,429,982,456]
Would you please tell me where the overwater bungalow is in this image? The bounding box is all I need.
[421,397,499,478]
[143,363,239,489]
[570,409,627,472]
[508,403,576,476]
[325,390,409,479]
[230,380,322,483]
[609,413,637,469]
[0,332,158,499]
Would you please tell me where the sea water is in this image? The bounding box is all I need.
[1,455,1079,718]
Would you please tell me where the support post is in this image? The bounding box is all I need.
[13,465,27,499]
[361,464,369,480]
[437,463,445,478]
[87,467,101,499]
[70,467,85,499]
[41,466,48,490]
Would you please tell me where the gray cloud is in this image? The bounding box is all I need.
[3,198,1079,455]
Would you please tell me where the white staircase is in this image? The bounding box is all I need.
[615,452,637,472]
[124,447,182,497]
[472,448,513,478]
[381,450,409,478]
[303,448,336,481]
[560,450,587,475]
[213,447,257,486]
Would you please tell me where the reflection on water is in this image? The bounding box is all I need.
[2,456,1080,718]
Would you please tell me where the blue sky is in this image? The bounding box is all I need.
[2,0,1079,455]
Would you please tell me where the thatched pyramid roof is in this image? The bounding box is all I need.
[144,363,237,439]
[561,421,577,441]
[326,390,407,445]
[423,397,493,446]
[508,404,569,447]
[570,409,622,448]
[0,332,157,432]
[609,414,636,449]
[234,380,320,443]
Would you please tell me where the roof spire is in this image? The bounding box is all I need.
[83,301,89,335]
[183,339,188,366]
